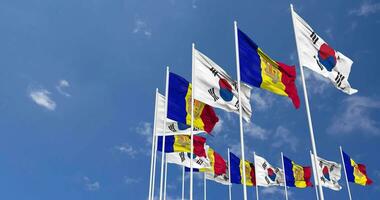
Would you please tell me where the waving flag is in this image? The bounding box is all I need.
[230,152,256,186]
[193,48,252,121]
[157,135,207,157]
[255,154,284,187]
[283,155,312,188]
[166,152,211,169]
[342,150,373,186]
[155,92,204,136]
[238,29,300,108]
[310,153,342,191]
[291,8,357,95]
[168,72,219,133]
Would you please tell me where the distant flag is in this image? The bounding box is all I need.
[342,150,373,186]
[166,152,211,169]
[167,72,219,133]
[237,29,300,108]
[193,48,252,121]
[310,153,342,191]
[254,154,285,187]
[157,135,207,158]
[155,92,204,136]
[229,152,256,186]
[283,155,313,188]
[186,147,230,185]
[291,9,357,95]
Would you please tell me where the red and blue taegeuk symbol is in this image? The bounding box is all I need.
[218,79,234,102]
[267,168,277,181]
[317,43,337,71]
[322,166,331,181]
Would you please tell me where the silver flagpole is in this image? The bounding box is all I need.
[233,20,248,200]
[159,67,170,200]
[340,146,353,200]
[281,152,288,200]
[149,89,159,200]
[182,166,185,200]
[310,151,320,200]
[204,173,207,200]
[253,152,259,200]
[290,4,324,200]
[190,43,195,200]
[228,148,232,200]
[163,158,168,200]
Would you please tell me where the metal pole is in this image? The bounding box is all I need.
[182,166,185,200]
[281,152,288,200]
[290,4,324,200]
[228,148,232,200]
[340,146,353,200]
[190,43,195,200]
[310,151,320,200]
[204,173,207,200]
[149,89,159,200]
[253,152,259,200]
[163,158,168,200]
[233,20,248,200]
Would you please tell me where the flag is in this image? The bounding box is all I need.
[342,150,373,186]
[291,8,357,95]
[254,154,284,187]
[193,48,252,121]
[157,135,207,158]
[167,72,219,133]
[310,153,342,191]
[283,155,312,188]
[155,92,204,136]
[166,152,211,169]
[229,152,256,186]
[238,29,300,108]
[186,147,230,185]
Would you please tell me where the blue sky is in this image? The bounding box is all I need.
[0,0,379,199]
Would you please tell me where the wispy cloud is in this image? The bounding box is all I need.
[244,122,269,140]
[251,90,275,111]
[114,143,138,158]
[133,19,152,37]
[56,79,71,97]
[124,176,141,184]
[272,126,298,152]
[192,0,198,9]
[261,187,292,197]
[136,122,153,144]
[302,68,330,95]
[327,96,380,135]
[349,1,380,16]
[29,88,56,111]
[83,176,100,191]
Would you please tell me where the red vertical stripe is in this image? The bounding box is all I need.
[200,104,219,133]
[213,151,227,175]
[277,62,300,109]
[193,135,207,157]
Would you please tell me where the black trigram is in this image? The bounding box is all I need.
[168,124,177,132]
[262,162,267,170]
[234,100,239,110]
[310,32,319,44]
[208,88,219,102]
[335,72,345,88]
[179,152,186,162]
[196,159,204,165]
[209,67,218,76]
[265,176,271,184]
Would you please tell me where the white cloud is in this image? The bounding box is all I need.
[136,122,153,144]
[250,90,275,111]
[29,88,56,111]
[83,176,100,191]
[327,96,380,135]
[261,187,292,197]
[302,68,330,95]
[56,79,71,97]
[272,126,298,152]
[324,28,334,40]
[124,177,141,184]
[115,143,138,158]
[192,0,198,9]
[212,118,223,135]
[350,1,380,16]
[133,19,152,37]
[244,122,269,140]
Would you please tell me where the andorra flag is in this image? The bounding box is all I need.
[230,152,256,186]
[342,150,373,186]
[238,29,300,109]
[283,155,312,188]
[167,72,219,133]
[156,135,207,158]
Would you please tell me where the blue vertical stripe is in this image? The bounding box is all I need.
[342,150,355,182]
[283,155,296,187]
[157,136,175,152]
[167,72,190,124]
[229,152,242,184]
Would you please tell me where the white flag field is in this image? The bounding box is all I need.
[155,93,204,136]
[193,48,252,122]
[166,152,211,169]
[292,9,357,95]
[311,153,342,191]
[254,154,284,187]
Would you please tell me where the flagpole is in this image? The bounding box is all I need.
[163,158,168,200]
[281,152,288,200]
[151,129,159,200]
[182,166,185,200]
[204,173,207,200]
[159,67,170,200]
[340,146,353,200]
[253,152,259,200]
[310,151,320,200]
[190,43,195,200]
[148,89,159,200]
[228,148,232,200]
[234,20,248,200]
[290,4,324,200]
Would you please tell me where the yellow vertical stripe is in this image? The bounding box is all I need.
[350,159,368,186]
[185,84,206,130]
[292,161,307,188]
[173,135,191,153]
[239,160,253,186]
